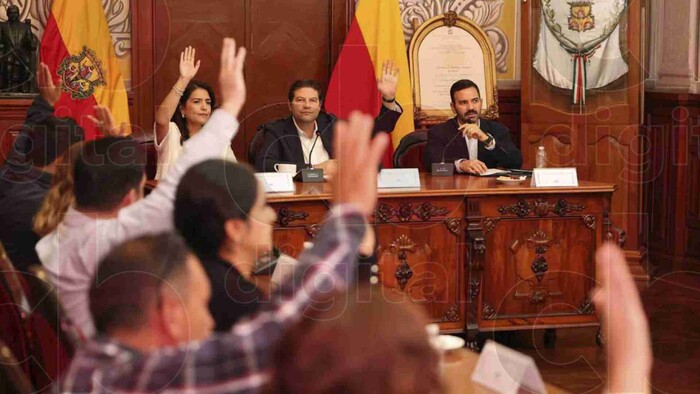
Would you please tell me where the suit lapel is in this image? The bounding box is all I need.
[282,117,306,164]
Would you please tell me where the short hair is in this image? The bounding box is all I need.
[450,79,481,103]
[272,286,442,394]
[174,160,259,259]
[20,115,84,167]
[288,79,323,102]
[90,233,192,334]
[171,80,217,143]
[73,137,145,211]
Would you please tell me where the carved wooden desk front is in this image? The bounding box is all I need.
[267,174,617,346]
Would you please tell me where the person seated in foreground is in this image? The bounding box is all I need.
[174,160,272,331]
[64,109,389,393]
[424,79,522,174]
[36,38,247,337]
[255,60,402,174]
[272,285,442,394]
[0,63,84,271]
[57,232,214,392]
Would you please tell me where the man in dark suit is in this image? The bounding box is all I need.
[255,61,402,174]
[424,79,522,174]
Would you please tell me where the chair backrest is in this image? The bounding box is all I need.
[393,130,428,170]
[10,266,79,391]
[138,141,157,180]
[0,243,33,382]
[0,339,35,394]
[248,125,266,166]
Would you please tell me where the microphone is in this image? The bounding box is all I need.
[306,130,321,169]
[440,116,474,163]
[300,129,325,183]
[432,116,474,176]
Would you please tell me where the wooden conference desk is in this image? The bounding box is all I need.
[267,174,619,347]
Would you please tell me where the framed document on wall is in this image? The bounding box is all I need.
[408,11,499,128]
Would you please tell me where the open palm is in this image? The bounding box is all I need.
[180,46,201,81]
[377,59,399,100]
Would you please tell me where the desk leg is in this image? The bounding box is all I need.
[466,226,485,351]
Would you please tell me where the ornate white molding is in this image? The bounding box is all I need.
[400,0,510,73]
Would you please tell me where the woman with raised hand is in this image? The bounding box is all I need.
[154,46,236,180]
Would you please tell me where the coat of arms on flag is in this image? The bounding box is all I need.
[533,0,628,104]
[568,1,595,32]
[57,46,106,99]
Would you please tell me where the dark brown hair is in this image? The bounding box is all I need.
[272,286,443,394]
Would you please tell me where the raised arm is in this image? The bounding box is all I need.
[154,46,201,144]
[108,38,246,243]
[593,243,652,393]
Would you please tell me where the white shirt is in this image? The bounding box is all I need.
[36,110,240,337]
[454,119,496,173]
[154,122,237,180]
[292,118,330,166]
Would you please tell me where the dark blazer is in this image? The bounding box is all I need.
[424,117,523,171]
[255,104,402,172]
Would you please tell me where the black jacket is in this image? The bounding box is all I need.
[255,104,402,172]
[424,117,523,170]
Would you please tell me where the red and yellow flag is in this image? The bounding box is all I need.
[325,0,414,167]
[40,0,130,140]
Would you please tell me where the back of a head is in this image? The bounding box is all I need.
[273,287,443,394]
[174,159,258,259]
[74,137,145,211]
[89,233,191,335]
[23,115,84,167]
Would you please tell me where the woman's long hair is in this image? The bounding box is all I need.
[33,142,83,236]
[170,80,217,144]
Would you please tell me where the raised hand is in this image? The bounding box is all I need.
[377,59,399,101]
[218,38,247,118]
[179,46,201,81]
[332,112,389,216]
[592,243,652,393]
[37,62,61,106]
[88,105,130,137]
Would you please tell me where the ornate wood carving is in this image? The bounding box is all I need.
[276,208,309,226]
[604,217,627,248]
[444,218,462,236]
[527,231,551,281]
[578,298,595,315]
[530,289,547,304]
[375,203,395,222]
[498,199,585,218]
[444,10,458,27]
[305,224,320,238]
[498,200,531,217]
[483,218,500,235]
[469,278,480,302]
[441,303,460,322]
[390,235,417,290]
[582,215,597,229]
[482,303,496,320]
[414,202,450,221]
[375,202,450,223]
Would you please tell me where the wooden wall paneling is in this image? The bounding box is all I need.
[520,0,645,278]
[643,92,700,273]
[129,0,156,139]
[497,89,522,147]
[0,100,31,166]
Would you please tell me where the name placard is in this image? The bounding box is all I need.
[531,167,578,188]
[377,168,421,189]
[255,173,295,193]
[471,340,546,394]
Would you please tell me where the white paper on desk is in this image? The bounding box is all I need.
[475,168,509,177]
[255,173,295,193]
[471,340,546,394]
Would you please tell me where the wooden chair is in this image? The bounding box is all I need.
[22,265,80,390]
[0,243,33,383]
[0,339,35,394]
[248,125,266,166]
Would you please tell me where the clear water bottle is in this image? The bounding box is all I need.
[536,146,547,168]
